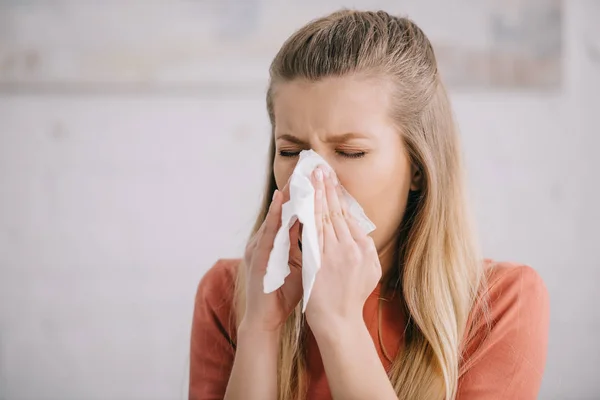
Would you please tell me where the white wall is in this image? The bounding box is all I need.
[1,1,599,399]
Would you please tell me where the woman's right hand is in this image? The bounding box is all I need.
[240,186,303,333]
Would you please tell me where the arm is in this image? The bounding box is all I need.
[224,325,280,400]
[306,167,397,400]
[189,261,238,400]
[188,260,282,400]
[311,316,397,400]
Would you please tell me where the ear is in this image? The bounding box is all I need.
[410,163,423,191]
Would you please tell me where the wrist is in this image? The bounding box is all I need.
[309,313,367,344]
[238,320,282,344]
[235,324,281,366]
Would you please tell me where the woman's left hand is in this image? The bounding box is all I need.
[304,166,382,334]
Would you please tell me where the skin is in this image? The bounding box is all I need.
[273,76,420,274]
[225,76,420,400]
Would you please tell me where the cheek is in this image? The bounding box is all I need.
[361,181,409,249]
[273,158,297,190]
[344,174,407,222]
[339,159,411,246]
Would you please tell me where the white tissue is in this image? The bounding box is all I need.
[263,149,376,312]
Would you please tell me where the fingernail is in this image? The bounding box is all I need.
[315,168,323,182]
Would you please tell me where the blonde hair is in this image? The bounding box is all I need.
[234,10,486,400]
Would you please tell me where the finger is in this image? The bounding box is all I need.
[245,216,267,262]
[335,184,350,219]
[345,212,370,245]
[318,170,337,244]
[257,181,287,238]
[366,235,378,253]
[324,170,353,242]
[250,189,276,245]
[256,189,283,253]
[245,220,266,266]
[312,167,326,251]
[251,216,267,244]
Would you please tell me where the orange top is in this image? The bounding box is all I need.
[189,259,549,400]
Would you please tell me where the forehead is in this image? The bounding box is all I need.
[272,76,394,138]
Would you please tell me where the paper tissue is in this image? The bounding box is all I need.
[263,149,376,312]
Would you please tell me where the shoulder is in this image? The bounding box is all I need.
[482,260,549,314]
[460,260,550,382]
[194,258,241,321]
[196,258,240,296]
[469,259,550,336]
[190,259,241,397]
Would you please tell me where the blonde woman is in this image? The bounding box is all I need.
[189,10,549,400]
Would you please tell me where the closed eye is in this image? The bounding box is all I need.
[278,150,302,158]
[340,151,366,159]
[278,150,366,159]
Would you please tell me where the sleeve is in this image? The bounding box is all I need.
[189,260,239,400]
[457,264,550,400]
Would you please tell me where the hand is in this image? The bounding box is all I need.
[240,183,303,333]
[305,167,382,334]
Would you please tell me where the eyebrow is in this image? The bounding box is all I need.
[276,132,370,145]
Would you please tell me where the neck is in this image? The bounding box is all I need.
[377,235,399,279]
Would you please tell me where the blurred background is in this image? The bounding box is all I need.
[0,0,599,399]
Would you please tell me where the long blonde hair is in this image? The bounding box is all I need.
[234,10,485,400]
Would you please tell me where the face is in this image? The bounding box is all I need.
[272,76,421,272]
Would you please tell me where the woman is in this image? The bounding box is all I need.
[189,10,549,400]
